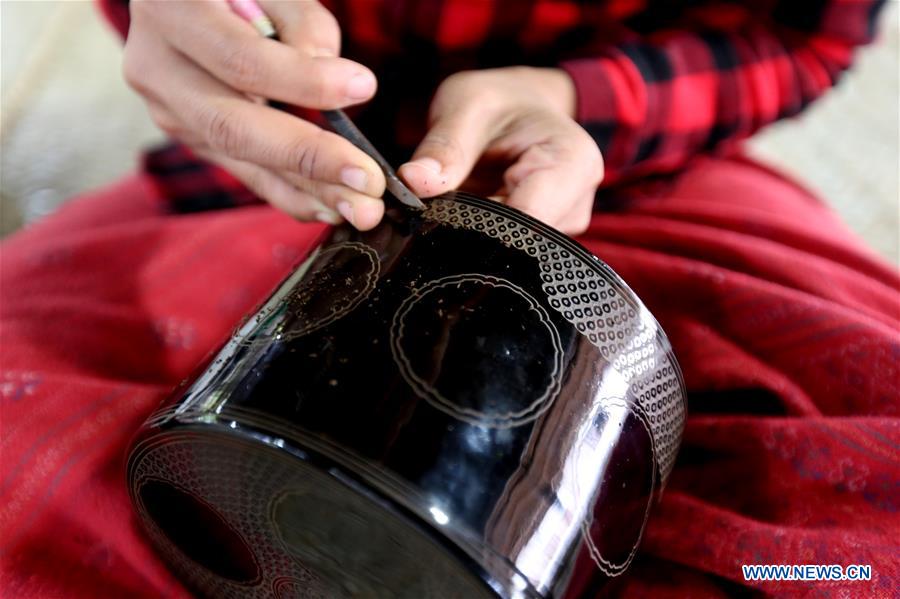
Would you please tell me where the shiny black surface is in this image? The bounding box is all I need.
[128,192,686,598]
[139,478,262,585]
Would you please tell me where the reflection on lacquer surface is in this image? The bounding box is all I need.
[127,192,686,598]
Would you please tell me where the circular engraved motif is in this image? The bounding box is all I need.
[130,432,492,599]
[240,241,379,349]
[273,576,326,599]
[278,241,379,340]
[423,195,686,482]
[391,274,563,428]
[138,477,262,585]
[574,399,656,577]
[130,434,326,598]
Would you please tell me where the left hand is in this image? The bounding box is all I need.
[398,67,604,235]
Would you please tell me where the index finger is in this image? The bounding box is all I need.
[260,0,341,56]
[143,0,377,108]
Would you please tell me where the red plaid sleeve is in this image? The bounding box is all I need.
[97,0,129,39]
[97,0,887,203]
[561,0,887,185]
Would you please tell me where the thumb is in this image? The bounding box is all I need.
[398,104,492,198]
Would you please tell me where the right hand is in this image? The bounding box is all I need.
[123,0,386,229]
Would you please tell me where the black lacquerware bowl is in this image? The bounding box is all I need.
[126,191,687,598]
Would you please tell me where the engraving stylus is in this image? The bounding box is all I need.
[227,0,425,210]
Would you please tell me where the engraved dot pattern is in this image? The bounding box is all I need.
[131,435,327,599]
[131,433,493,599]
[423,196,686,482]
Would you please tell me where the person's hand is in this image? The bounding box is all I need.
[399,67,603,235]
[123,0,386,229]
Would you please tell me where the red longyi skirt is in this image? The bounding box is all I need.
[1,154,898,597]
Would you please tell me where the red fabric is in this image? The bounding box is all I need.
[2,156,898,597]
[559,0,885,183]
[4,1,896,596]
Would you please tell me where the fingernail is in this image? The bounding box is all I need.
[315,210,342,225]
[345,72,376,100]
[336,201,355,227]
[407,157,442,175]
[340,166,369,193]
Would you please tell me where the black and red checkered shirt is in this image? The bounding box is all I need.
[99,0,886,211]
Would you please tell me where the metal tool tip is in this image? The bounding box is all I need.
[387,178,426,210]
